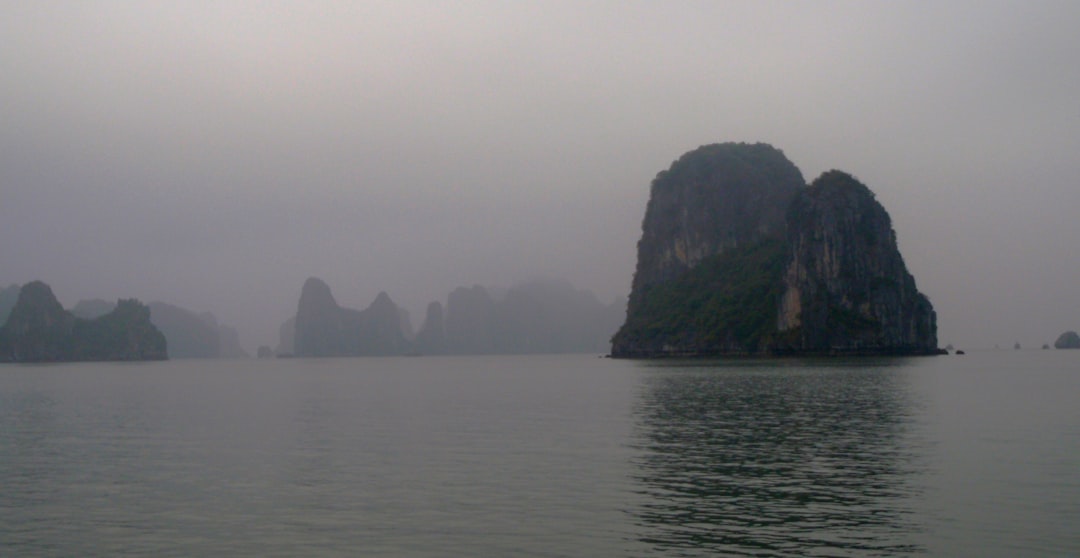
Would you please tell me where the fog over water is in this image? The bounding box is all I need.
[3,2,1079,351]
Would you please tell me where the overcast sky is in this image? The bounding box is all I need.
[3,1,1079,351]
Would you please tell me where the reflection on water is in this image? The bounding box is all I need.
[630,359,927,556]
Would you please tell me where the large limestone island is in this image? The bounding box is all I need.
[0,281,167,362]
[611,142,942,357]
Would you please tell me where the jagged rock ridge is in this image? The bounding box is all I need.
[611,143,941,357]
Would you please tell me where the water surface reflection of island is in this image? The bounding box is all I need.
[629,359,927,556]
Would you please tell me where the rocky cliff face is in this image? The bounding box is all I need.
[611,143,940,357]
[775,171,938,354]
[0,281,166,362]
[217,325,249,358]
[292,277,409,357]
[631,143,804,290]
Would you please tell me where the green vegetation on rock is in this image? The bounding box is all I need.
[612,238,787,356]
[612,143,941,357]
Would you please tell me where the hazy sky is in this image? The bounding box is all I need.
[3,1,1079,351]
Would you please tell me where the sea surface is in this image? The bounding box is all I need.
[1,351,1078,556]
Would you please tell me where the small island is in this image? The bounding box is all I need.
[1054,331,1080,349]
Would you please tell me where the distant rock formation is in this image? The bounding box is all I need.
[413,301,446,355]
[70,299,168,361]
[496,280,625,354]
[281,278,625,357]
[293,277,410,357]
[275,316,296,356]
[71,298,115,320]
[443,285,499,354]
[217,324,249,358]
[1054,331,1080,349]
[355,292,413,355]
[421,280,625,355]
[0,284,21,324]
[0,281,75,361]
[0,281,166,362]
[148,302,221,358]
[71,298,247,359]
[611,143,941,357]
[397,308,415,341]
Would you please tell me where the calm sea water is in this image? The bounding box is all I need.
[1,352,1077,556]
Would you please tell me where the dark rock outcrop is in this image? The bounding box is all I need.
[0,281,75,361]
[70,299,168,361]
[1054,331,1080,349]
[611,143,941,357]
[293,277,410,357]
[73,299,247,359]
[0,281,166,362]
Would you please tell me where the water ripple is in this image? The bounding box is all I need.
[629,361,926,556]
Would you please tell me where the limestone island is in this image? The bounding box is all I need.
[611,142,943,357]
[0,281,166,362]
